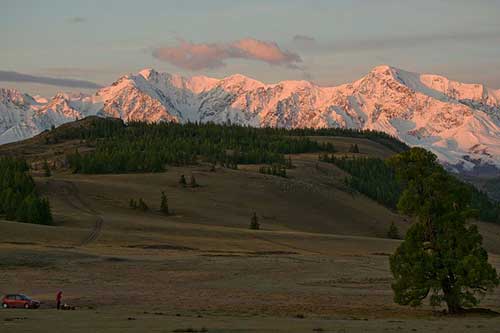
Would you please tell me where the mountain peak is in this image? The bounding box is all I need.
[2,66,500,173]
[224,73,258,83]
[53,92,70,100]
[0,88,34,105]
[278,79,313,88]
[221,73,264,90]
[227,73,247,79]
[369,64,397,75]
[138,68,159,80]
[361,65,419,90]
[0,87,23,98]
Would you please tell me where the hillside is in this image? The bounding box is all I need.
[0,117,498,235]
[1,65,499,173]
[1,119,499,332]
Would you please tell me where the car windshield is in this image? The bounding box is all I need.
[19,295,30,300]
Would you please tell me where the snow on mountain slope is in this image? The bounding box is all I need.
[0,89,42,144]
[1,65,499,173]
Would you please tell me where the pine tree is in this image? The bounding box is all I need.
[387,222,400,239]
[349,144,360,153]
[249,212,260,230]
[0,157,52,225]
[388,148,499,313]
[179,174,187,186]
[39,198,53,225]
[160,191,169,215]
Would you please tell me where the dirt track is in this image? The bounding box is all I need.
[46,179,104,246]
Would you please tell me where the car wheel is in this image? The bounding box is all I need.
[24,303,30,309]
[2,303,7,309]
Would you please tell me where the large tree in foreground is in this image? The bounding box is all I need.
[388,148,498,313]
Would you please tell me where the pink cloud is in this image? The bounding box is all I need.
[153,38,301,70]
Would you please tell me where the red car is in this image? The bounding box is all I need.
[2,294,40,309]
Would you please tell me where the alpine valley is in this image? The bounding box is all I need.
[1,65,499,174]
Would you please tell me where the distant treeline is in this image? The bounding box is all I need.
[286,127,409,153]
[58,118,405,174]
[50,117,409,152]
[321,154,500,224]
[320,154,401,208]
[483,177,500,202]
[0,157,52,225]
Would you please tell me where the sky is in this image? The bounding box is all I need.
[2,0,500,97]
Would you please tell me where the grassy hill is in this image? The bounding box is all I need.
[1,117,410,237]
[1,117,499,332]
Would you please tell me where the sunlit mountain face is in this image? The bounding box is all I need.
[1,65,500,173]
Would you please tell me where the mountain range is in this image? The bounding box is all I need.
[1,65,499,174]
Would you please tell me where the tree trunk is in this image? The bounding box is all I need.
[443,281,462,314]
[446,299,462,314]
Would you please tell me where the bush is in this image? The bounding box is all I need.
[129,198,148,212]
[129,199,137,209]
[259,164,287,178]
[189,175,198,188]
[137,198,148,211]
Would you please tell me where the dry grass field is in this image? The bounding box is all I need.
[1,136,499,332]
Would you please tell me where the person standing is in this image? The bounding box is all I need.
[56,291,62,310]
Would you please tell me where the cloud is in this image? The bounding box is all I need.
[293,35,316,43]
[44,67,114,77]
[293,34,317,46]
[330,30,500,53]
[0,70,102,89]
[66,16,86,24]
[152,38,302,70]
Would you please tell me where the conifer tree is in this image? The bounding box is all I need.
[249,212,260,230]
[179,174,187,186]
[387,222,400,239]
[349,144,360,153]
[160,191,169,215]
[0,157,52,225]
[388,148,499,313]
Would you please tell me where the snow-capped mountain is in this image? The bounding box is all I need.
[1,65,500,173]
